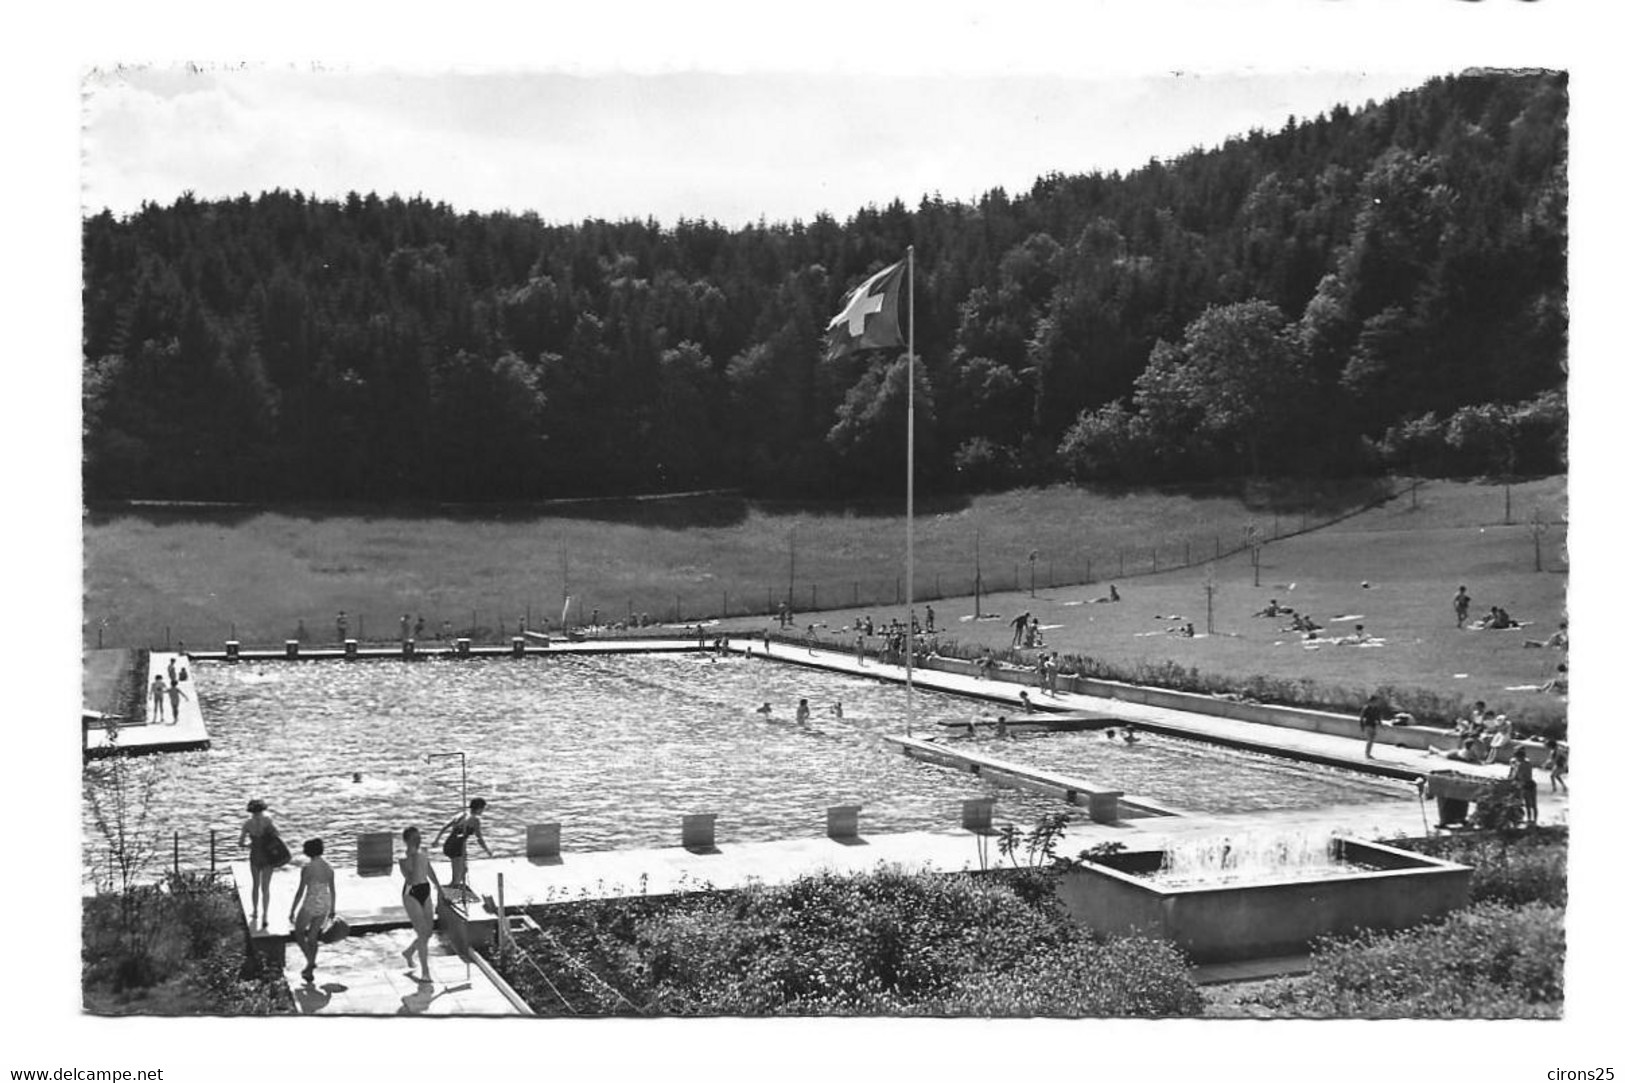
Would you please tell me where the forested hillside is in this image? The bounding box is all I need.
[81,71,1566,502]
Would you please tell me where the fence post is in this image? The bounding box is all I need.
[497,872,508,953]
[210,829,216,875]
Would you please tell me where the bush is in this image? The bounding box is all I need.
[82,873,292,1013]
[920,638,1566,738]
[914,936,1203,1017]
[1390,828,1567,908]
[1274,903,1565,1018]
[496,865,1199,1017]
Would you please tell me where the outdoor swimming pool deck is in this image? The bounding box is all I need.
[232,780,1570,1014]
[282,927,525,1016]
[739,636,1514,784]
[182,632,1561,1014]
[83,652,209,756]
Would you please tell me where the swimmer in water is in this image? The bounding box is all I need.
[1122,724,1139,745]
[755,702,772,716]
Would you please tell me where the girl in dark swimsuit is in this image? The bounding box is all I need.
[399,826,440,983]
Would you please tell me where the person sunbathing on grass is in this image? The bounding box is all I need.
[1524,622,1568,649]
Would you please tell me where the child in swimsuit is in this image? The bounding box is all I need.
[398,826,441,983]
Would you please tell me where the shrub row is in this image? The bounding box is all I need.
[82,873,291,1014]
[495,866,1202,1017]
[1242,902,1564,1018]
[1389,826,1567,908]
[916,637,1568,739]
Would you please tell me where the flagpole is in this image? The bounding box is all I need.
[905,245,915,738]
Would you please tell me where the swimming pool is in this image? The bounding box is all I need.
[987,729,1407,814]
[80,652,1411,878]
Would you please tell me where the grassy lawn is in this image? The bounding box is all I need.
[83,477,1566,711]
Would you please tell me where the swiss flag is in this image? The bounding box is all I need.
[826,259,906,360]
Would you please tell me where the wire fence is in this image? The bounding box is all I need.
[87,477,1564,652]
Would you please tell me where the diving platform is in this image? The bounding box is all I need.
[884,734,1182,821]
[935,709,1124,735]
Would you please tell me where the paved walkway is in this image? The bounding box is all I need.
[283,927,522,1016]
[753,638,1523,784]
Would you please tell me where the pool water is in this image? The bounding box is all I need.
[81,653,1411,878]
[988,730,1407,814]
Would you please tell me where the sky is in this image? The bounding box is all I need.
[8,1,1624,1079]
[82,66,1439,226]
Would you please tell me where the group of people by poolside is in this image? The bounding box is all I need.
[238,796,491,987]
[1419,699,1568,822]
[147,652,192,725]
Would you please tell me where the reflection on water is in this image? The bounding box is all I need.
[81,653,1410,879]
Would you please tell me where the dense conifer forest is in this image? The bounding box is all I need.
[81,70,1566,503]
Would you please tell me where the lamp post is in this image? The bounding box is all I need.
[427,751,468,810]
[1028,550,1038,598]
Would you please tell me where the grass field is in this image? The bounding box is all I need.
[83,477,1566,718]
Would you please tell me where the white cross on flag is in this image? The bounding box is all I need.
[825,258,906,360]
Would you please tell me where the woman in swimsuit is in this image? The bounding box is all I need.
[287,838,336,985]
[237,799,275,927]
[434,797,490,891]
[398,826,441,983]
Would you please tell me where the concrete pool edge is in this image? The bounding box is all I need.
[187,633,1512,784]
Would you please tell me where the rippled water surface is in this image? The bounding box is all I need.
[992,730,1407,814]
[81,653,1410,877]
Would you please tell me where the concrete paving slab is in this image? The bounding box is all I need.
[283,927,520,1016]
